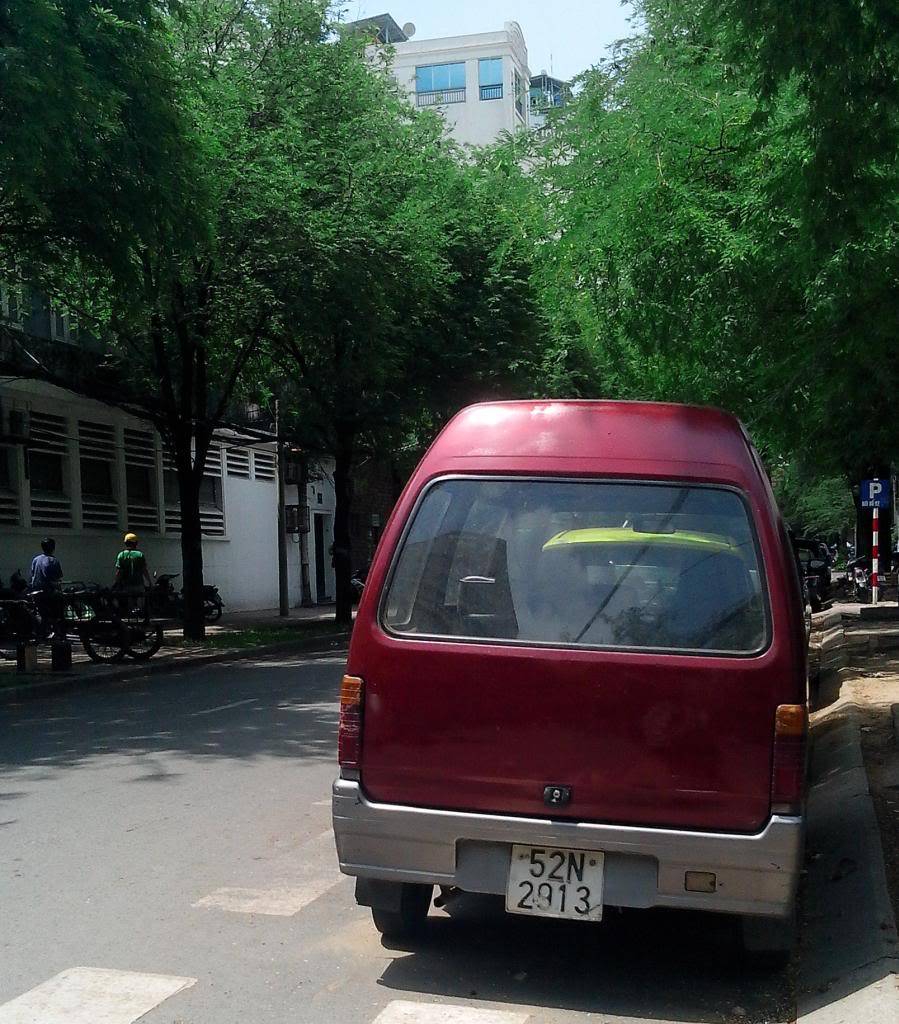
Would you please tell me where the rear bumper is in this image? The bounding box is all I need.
[332,779,803,918]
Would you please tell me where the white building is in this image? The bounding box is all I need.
[354,16,531,147]
[0,377,337,611]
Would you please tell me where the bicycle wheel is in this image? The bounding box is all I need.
[126,623,163,661]
[81,620,129,663]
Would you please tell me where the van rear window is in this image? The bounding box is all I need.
[383,479,768,654]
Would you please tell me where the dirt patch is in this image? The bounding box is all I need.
[842,652,899,928]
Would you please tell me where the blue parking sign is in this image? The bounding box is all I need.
[861,479,891,509]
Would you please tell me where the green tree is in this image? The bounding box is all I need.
[681,0,899,477]
[271,36,544,624]
[526,3,780,415]
[0,0,196,282]
[525,0,899,505]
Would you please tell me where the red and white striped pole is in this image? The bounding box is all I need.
[872,497,880,606]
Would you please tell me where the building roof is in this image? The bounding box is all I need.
[344,13,408,44]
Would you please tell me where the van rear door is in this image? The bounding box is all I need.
[359,477,780,834]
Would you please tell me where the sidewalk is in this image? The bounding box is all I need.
[799,611,899,1021]
[0,604,351,701]
[798,702,899,1021]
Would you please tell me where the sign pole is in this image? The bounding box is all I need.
[872,499,880,606]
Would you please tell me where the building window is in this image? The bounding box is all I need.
[124,427,159,532]
[0,446,12,489]
[81,457,114,498]
[79,419,118,527]
[226,447,251,478]
[199,474,223,510]
[1,279,24,326]
[514,68,525,119]
[164,467,225,536]
[165,467,222,508]
[30,450,65,495]
[25,288,53,339]
[127,464,154,505]
[0,446,18,525]
[253,450,277,481]
[416,62,466,106]
[28,410,71,528]
[479,58,503,100]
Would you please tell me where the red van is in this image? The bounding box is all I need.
[333,401,808,959]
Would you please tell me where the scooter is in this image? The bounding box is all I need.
[847,556,870,602]
[149,573,224,622]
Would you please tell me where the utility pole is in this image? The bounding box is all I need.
[275,399,289,617]
[299,453,314,607]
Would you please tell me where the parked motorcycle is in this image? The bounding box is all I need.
[0,570,28,599]
[0,571,39,648]
[149,572,224,623]
[847,556,870,602]
[351,567,367,604]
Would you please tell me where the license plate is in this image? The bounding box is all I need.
[506,845,604,921]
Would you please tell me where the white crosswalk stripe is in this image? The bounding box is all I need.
[194,879,338,916]
[193,828,342,917]
[373,1002,530,1024]
[0,967,195,1024]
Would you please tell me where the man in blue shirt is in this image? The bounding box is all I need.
[30,537,63,637]
[31,537,62,590]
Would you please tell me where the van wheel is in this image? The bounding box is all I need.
[371,883,432,941]
[740,911,796,969]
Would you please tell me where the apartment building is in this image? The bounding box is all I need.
[352,15,532,147]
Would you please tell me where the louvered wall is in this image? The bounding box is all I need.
[0,488,18,526]
[226,447,251,479]
[29,410,71,529]
[253,450,277,481]
[124,427,158,532]
[164,444,225,537]
[201,444,225,536]
[79,420,118,529]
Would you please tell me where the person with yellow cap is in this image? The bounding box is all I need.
[113,532,151,592]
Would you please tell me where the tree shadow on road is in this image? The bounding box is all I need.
[0,656,343,775]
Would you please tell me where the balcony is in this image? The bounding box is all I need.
[416,88,466,107]
[479,84,503,101]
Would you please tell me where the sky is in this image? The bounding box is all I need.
[342,1,638,82]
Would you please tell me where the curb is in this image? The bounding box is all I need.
[798,704,899,1022]
[0,631,351,703]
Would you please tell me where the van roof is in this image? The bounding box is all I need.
[420,401,759,487]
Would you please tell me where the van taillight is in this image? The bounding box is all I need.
[771,704,807,815]
[338,675,364,772]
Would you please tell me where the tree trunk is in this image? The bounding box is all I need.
[178,463,205,640]
[333,428,355,628]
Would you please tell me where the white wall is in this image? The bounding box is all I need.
[0,380,287,612]
[282,455,338,607]
[390,22,530,147]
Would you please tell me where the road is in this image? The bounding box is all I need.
[0,653,794,1024]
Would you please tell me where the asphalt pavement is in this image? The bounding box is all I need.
[0,652,855,1024]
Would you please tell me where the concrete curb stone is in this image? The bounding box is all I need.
[798,705,899,1022]
[0,631,351,703]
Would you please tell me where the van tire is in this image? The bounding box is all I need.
[740,910,796,969]
[371,883,433,941]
